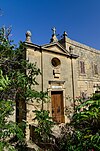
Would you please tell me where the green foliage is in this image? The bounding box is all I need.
[0,26,43,150]
[56,94,100,151]
[33,110,54,144]
[32,93,99,151]
[0,70,10,90]
[0,71,25,151]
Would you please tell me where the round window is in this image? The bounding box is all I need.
[51,57,61,67]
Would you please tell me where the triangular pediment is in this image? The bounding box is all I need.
[42,42,69,55]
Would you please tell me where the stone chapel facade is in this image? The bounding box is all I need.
[24,28,100,140]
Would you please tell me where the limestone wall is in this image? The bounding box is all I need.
[66,38,100,97]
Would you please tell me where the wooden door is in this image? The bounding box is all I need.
[51,91,65,123]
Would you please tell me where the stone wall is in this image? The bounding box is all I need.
[65,37,100,97]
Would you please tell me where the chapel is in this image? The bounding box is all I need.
[23,28,100,140]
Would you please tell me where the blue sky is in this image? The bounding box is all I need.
[0,0,100,49]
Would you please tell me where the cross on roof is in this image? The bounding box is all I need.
[52,27,56,35]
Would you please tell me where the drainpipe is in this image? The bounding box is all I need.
[70,55,75,111]
[40,46,44,110]
[69,49,79,111]
[69,46,77,111]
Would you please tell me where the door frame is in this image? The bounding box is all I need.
[51,90,65,123]
[47,89,65,123]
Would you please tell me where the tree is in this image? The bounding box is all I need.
[0,26,48,151]
[0,70,25,151]
[53,94,100,151]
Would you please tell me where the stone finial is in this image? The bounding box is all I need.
[25,30,32,43]
[63,31,68,38]
[50,27,58,43]
[58,31,68,49]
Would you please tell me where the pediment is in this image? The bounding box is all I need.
[42,42,69,55]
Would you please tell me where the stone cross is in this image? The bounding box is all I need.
[50,27,58,43]
[52,27,56,35]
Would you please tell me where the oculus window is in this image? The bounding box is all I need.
[51,57,61,67]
